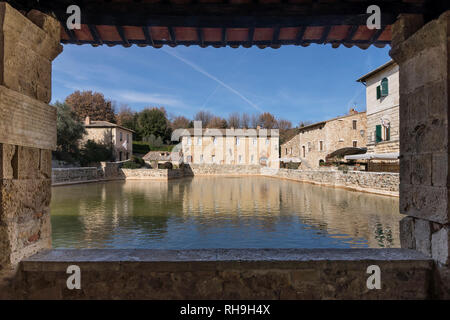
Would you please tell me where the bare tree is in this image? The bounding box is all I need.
[227,112,241,128]
[277,119,292,131]
[208,117,228,128]
[240,113,250,129]
[250,114,259,128]
[258,112,277,129]
[194,110,214,127]
[171,116,191,129]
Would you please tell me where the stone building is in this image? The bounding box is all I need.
[280,133,301,167]
[83,116,134,162]
[345,61,400,172]
[177,122,279,169]
[356,60,400,154]
[281,110,367,169]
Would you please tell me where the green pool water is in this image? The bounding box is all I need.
[50,176,401,249]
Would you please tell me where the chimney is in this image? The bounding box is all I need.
[349,108,357,115]
[85,116,91,125]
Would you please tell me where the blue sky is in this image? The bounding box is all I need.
[52,43,391,125]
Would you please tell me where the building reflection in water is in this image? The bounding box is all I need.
[51,177,401,249]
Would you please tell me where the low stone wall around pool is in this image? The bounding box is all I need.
[8,248,433,299]
[261,168,399,197]
[121,168,186,180]
[52,167,103,185]
[187,164,261,175]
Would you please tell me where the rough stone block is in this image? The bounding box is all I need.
[391,14,424,49]
[400,155,411,185]
[411,153,432,186]
[432,152,449,187]
[39,149,52,179]
[432,226,450,265]
[415,219,432,256]
[0,3,62,102]
[399,216,415,249]
[17,146,40,180]
[0,143,17,179]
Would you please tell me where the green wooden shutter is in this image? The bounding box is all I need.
[381,78,389,96]
[386,127,390,141]
[376,86,381,99]
[375,125,382,143]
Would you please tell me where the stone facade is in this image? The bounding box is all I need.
[261,168,399,197]
[178,122,280,169]
[0,4,62,293]
[390,11,450,298]
[83,117,133,162]
[286,111,367,169]
[358,61,400,154]
[281,133,300,159]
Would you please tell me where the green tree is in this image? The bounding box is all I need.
[54,102,86,163]
[79,140,114,166]
[137,107,172,143]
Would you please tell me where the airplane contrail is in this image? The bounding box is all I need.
[163,48,263,113]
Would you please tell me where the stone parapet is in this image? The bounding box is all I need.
[15,248,432,300]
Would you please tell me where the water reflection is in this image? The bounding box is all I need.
[51,176,401,249]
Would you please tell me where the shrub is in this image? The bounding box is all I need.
[79,140,114,166]
[122,155,146,169]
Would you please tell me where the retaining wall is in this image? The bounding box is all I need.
[262,168,399,197]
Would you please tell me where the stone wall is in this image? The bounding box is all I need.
[14,248,432,300]
[390,11,450,298]
[52,168,102,185]
[0,4,62,295]
[121,168,186,180]
[261,168,399,197]
[188,164,261,175]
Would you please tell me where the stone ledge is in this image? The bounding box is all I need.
[17,249,433,299]
[22,248,431,268]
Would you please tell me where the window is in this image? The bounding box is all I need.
[285,148,288,155]
[319,141,323,151]
[120,132,123,142]
[213,137,217,145]
[352,120,357,130]
[251,155,254,163]
[376,78,389,99]
[252,138,257,145]
[353,141,357,147]
[212,155,215,163]
[187,137,191,145]
[229,148,232,156]
[302,146,306,158]
[119,152,122,161]
[290,147,292,155]
[383,126,391,141]
[375,125,382,143]
[266,138,269,145]
[126,152,129,159]
[236,137,240,145]
[200,154,204,162]
[381,77,389,96]
[127,134,129,141]
[197,137,202,145]
[187,155,192,163]
[239,155,242,163]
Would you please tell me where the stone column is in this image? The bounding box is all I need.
[0,2,62,297]
[390,12,450,298]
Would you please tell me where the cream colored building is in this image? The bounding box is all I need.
[345,61,400,171]
[177,123,280,169]
[83,116,134,162]
[356,60,399,154]
[281,110,367,169]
